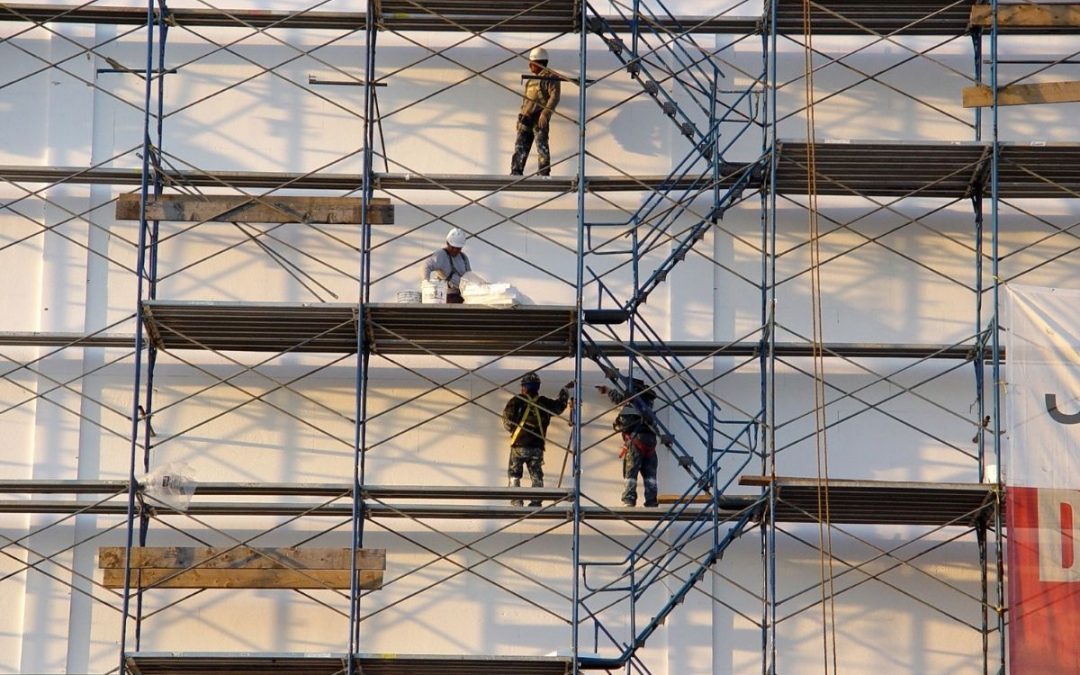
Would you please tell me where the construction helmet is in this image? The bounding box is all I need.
[446,227,467,248]
[528,47,549,63]
[521,372,541,387]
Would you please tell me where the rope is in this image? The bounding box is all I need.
[802,1,839,672]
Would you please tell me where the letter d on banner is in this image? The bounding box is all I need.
[1037,489,1080,582]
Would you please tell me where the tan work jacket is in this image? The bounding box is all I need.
[518,67,562,127]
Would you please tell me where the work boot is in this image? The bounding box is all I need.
[529,477,543,507]
[621,500,636,508]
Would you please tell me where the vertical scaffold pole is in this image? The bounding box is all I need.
[572,2,589,671]
[349,3,379,672]
[764,0,779,672]
[133,1,170,652]
[988,2,1007,671]
[968,21,991,674]
[118,0,160,671]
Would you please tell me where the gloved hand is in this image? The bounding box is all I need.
[429,270,447,281]
[563,381,575,391]
[595,385,609,395]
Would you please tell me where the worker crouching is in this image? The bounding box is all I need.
[421,227,471,303]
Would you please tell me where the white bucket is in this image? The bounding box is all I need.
[396,290,422,304]
[983,463,1004,484]
[421,279,447,304]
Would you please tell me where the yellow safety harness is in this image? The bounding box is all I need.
[510,395,544,446]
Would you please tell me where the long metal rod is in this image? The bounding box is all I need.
[347,0,379,668]
[989,2,1007,670]
[971,22,991,674]
[133,1,170,651]
[116,0,158,668]
[572,0,590,670]
[765,0,779,670]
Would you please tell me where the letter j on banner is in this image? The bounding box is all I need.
[1005,285,1080,673]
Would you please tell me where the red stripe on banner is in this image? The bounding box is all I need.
[1007,486,1080,673]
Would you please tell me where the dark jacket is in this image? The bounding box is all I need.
[606,384,658,436]
[502,388,570,449]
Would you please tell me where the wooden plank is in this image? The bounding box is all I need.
[655,494,714,504]
[102,568,383,589]
[98,546,385,570]
[970,4,1080,28]
[115,194,393,224]
[738,476,773,487]
[963,81,1080,108]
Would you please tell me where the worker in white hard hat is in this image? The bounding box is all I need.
[510,46,562,176]
[420,227,472,303]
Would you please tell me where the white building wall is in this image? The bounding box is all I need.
[2,2,1078,672]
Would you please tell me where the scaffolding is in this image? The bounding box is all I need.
[2,0,1079,672]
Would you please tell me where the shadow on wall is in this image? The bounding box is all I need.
[608,101,666,157]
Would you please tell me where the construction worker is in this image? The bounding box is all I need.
[510,47,561,176]
[597,377,660,507]
[501,372,571,506]
[421,227,471,303]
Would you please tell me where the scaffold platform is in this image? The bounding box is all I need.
[741,476,997,526]
[0,478,996,526]
[8,1,1079,35]
[125,652,575,674]
[5,141,1079,197]
[140,301,626,356]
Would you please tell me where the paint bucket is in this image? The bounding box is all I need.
[397,290,422,304]
[983,463,1004,484]
[421,279,447,304]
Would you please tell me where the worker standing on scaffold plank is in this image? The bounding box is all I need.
[510,47,561,176]
[502,372,571,506]
[597,377,660,507]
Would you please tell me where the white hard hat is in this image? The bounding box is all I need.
[528,47,549,62]
[446,227,467,248]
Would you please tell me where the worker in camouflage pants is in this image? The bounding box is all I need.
[502,372,571,506]
[510,47,561,176]
[598,377,660,507]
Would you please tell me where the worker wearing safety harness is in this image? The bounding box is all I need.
[598,377,660,507]
[501,372,571,506]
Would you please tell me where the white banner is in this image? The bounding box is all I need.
[1005,285,1080,489]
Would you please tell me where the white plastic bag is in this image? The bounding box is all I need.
[139,462,197,511]
[458,271,489,294]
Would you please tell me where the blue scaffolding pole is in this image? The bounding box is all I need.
[119,0,170,670]
[348,2,380,672]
